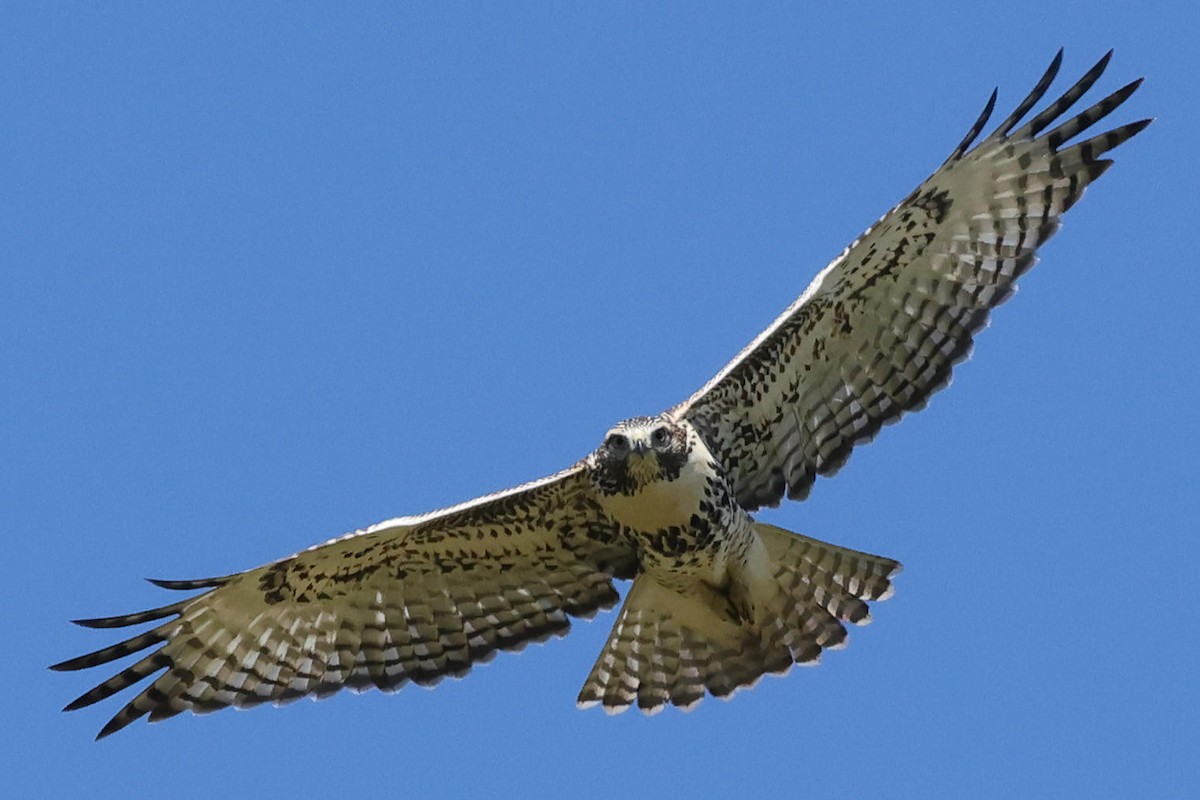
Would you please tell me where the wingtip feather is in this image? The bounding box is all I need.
[146,575,232,590]
[945,88,998,163]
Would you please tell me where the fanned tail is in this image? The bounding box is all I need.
[575,524,900,714]
[575,575,791,714]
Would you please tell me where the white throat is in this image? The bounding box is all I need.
[599,452,712,532]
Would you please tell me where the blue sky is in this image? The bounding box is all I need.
[5,4,1197,798]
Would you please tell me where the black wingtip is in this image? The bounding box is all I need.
[70,616,122,630]
[945,87,998,163]
[69,597,190,629]
[1049,46,1067,77]
[62,695,91,712]
[991,49,1066,140]
[1106,117,1155,148]
[70,617,119,630]
[1092,49,1115,80]
[146,575,230,590]
[1046,47,1066,84]
[95,717,125,741]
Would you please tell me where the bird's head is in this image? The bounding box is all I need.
[589,415,692,495]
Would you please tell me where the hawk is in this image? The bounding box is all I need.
[54,51,1148,739]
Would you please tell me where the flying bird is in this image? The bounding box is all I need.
[54,51,1149,739]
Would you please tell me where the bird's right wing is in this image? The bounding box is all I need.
[53,464,633,738]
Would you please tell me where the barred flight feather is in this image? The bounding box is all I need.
[674,50,1150,510]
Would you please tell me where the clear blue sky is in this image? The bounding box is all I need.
[5,4,1196,798]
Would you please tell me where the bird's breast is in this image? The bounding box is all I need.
[598,457,715,533]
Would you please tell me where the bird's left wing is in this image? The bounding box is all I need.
[53,465,632,739]
[672,51,1149,510]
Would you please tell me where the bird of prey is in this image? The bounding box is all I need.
[54,51,1148,739]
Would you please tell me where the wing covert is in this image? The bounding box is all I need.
[52,466,632,738]
[673,51,1149,510]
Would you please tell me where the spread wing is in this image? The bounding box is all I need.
[52,466,633,739]
[672,51,1150,510]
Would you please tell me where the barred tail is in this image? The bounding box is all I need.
[575,525,900,715]
[743,522,901,665]
[575,575,791,714]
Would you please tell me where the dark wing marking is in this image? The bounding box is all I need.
[52,466,632,739]
[672,51,1150,510]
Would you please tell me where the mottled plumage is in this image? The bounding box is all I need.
[54,51,1148,739]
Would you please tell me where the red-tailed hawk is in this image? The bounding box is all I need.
[54,51,1148,739]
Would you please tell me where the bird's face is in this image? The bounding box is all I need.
[590,416,692,495]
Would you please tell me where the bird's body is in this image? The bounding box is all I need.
[575,416,897,711]
[55,51,1149,739]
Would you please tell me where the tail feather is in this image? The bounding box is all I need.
[749,523,901,664]
[576,576,790,714]
[576,523,897,715]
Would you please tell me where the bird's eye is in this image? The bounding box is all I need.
[606,433,629,453]
[651,427,671,447]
